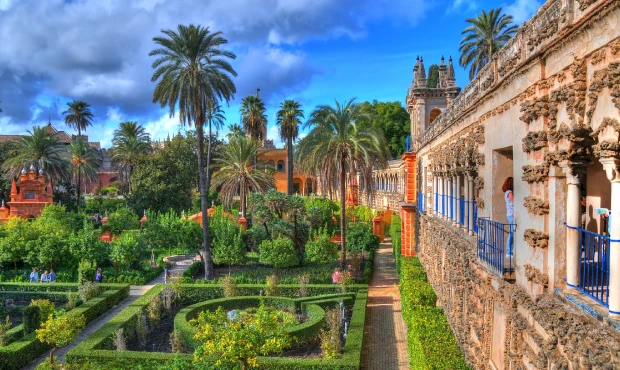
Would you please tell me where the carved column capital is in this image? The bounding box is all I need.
[599,157,620,183]
[558,160,588,185]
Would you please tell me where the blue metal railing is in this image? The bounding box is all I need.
[434,193,439,213]
[566,224,611,307]
[433,193,478,234]
[477,218,515,278]
[459,199,465,227]
[418,192,425,213]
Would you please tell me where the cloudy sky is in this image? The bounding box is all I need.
[0,0,541,148]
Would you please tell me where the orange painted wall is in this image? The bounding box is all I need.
[400,152,417,257]
[257,148,314,195]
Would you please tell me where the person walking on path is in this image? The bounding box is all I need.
[95,268,104,283]
[48,269,56,283]
[29,268,39,283]
[164,267,170,284]
[503,177,515,257]
[40,270,49,283]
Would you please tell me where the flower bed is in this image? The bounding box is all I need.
[67,284,368,369]
[0,283,130,370]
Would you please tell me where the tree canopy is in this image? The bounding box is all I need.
[358,100,410,159]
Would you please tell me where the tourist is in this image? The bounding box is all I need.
[48,269,56,283]
[40,270,49,283]
[332,268,343,284]
[29,268,39,283]
[164,267,170,284]
[502,177,515,257]
[95,267,104,283]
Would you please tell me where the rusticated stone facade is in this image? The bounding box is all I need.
[403,0,620,369]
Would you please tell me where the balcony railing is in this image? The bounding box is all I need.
[566,224,611,307]
[433,193,478,234]
[418,192,426,213]
[477,218,515,278]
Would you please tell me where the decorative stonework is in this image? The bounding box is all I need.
[593,140,620,159]
[522,164,550,183]
[474,177,484,191]
[522,131,548,152]
[523,196,549,215]
[527,17,559,52]
[475,197,485,210]
[523,229,549,249]
[498,51,521,78]
[591,117,620,138]
[519,97,549,125]
[586,62,620,124]
[524,264,549,287]
[471,125,485,145]
[578,0,597,11]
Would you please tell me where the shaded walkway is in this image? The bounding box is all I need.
[361,240,409,370]
[21,255,199,370]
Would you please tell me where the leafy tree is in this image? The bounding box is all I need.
[36,310,86,365]
[276,100,304,195]
[210,136,275,216]
[359,100,410,158]
[30,205,75,269]
[346,222,379,254]
[240,95,267,143]
[103,208,140,235]
[0,140,18,204]
[69,221,109,265]
[110,231,146,274]
[305,228,339,264]
[1,125,69,183]
[112,121,151,193]
[193,305,292,370]
[210,207,245,271]
[226,123,245,140]
[69,138,99,210]
[150,24,237,280]
[259,237,299,277]
[304,197,338,233]
[460,8,517,79]
[426,64,439,88]
[0,217,34,269]
[295,99,389,269]
[63,100,93,136]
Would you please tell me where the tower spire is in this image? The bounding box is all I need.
[446,56,456,87]
[413,56,427,88]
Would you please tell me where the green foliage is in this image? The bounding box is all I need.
[23,306,41,334]
[221,275,238,298]
[345,222,379,254]
[426,64,439,88]
[85,198,126,213]
[259,237,300,275]
[142,210,202,257]
[103,208,140,235]
[77,260,97,285]
[320,308,342,359]
[110,231,147,273]
[397,257,469,370]
[305,197,338,234]
[0,316,11,346]
[29,300,56,324]
[36,310,86,364]
[358,100,411,158]
[78,282,101,302]
[304,229,339,264]
[69,223,109,267]
[210,207,245,268]
[391,215,402,275]
[347,205,374,223]
[266,274,280,297]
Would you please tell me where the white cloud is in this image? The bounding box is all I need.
[504,0,543,24]
[448,0,478,13]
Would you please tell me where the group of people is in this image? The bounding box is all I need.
[29,268,56,283]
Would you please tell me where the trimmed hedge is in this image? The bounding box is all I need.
[0,282,128,292]
[67,285,369,369]
[0,283,129,370]
[391,214,402,275]
[397,257,470,370]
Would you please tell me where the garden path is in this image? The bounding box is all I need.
[361,240,409,370]
[21,255,199,370]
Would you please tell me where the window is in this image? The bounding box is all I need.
[277,160,285,172]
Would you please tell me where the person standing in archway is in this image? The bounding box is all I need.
[503,177,515,258]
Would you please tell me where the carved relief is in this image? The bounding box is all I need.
[527,17,559,51]
[523,229,549,249]
[586,62,620,123]
[590,49,606,65]
[471,125,485,145]
[593,140,620,158]
[522,131,548,152]
[522,164,550,183]
[523,196,549,215]
[519,97,549,125]
[474,177,484,191]
[577,0,597,11]
[524,264,549,287]
[498,51,521,77]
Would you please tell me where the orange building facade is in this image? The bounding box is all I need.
[0,167,54,222]
[257,144,315,195]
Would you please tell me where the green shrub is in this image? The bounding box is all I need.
[346,222,379,254]
[23,306,41,334]
[29,300,56,323]
[0,316,11,346]
[259,237,300,277]
[221,275,237,298]
[77,259,97,285]
[79,282,101,302]
[304,229,339,264]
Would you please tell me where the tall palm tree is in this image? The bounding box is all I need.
[295,98,388,269]
[211,136,275,216]
[70,138,99,209]
[459,8,518,80]
[150,24,237,280]
[205,102,226,191]
[226,123,244,140]
[63,100,94,137]
[240,95,267,144]
[2,126,69,183]
[276,100,304,195]
[112,121,150,193]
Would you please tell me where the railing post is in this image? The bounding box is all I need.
[467,172,475,235]
[560,162,587,290]
[600,158,620,316]
[455,172,461,227]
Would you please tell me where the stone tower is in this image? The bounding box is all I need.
[406,56,461,141]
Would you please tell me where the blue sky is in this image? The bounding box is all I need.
[0,0,542,148]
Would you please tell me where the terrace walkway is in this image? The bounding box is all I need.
[21,255,199,370]
[361,240,409,370]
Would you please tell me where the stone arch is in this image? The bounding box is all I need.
[429,108,442,124]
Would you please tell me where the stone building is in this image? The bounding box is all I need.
[401,0,620,368]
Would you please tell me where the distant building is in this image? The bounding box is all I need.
[0,167,54,222]
[257,139,315,195]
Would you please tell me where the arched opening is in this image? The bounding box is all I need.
[293,178,302,194]
[429,108,442,124]
[277,160,285,172]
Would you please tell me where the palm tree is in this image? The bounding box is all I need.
[205,102,226,191]
[295,98,388,269]
[211,136,275,216]
[150,24,237,280]
[70,138,99,209]
[1,126,69,183]
[226,123,244,140]
[459,8,518,80]
[63,100,94,137]
[276,100,304,195]
[240,95,267,144]
[111,121,151,193]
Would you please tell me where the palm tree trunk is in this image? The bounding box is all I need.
[287,136,293,195]
[196,124,213,280]
[339,154,347,270]
[206,120,213,198]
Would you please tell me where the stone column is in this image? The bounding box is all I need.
[467,173,475,235]
[601,158,620,316]
[438,172,444,217]
[455,172,462,227]
[432,174,437,215]
[559,162,586,290]
[450,173,456,224]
